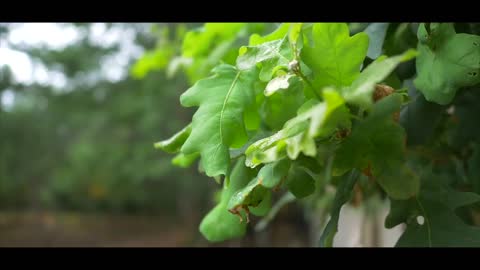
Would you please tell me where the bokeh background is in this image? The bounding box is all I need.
[0,23,402,247]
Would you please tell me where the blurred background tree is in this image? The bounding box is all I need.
[0,23,217,244]
[0,23,313,246]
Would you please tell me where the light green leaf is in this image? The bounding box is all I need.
[131,48,175,79]
[341,49,417,109]
[154,124,191,153]
[246,89,350,167]
[181,23,248,83]
[180,64,258,177]
[171,152,200,168]
[237,37,294,82]
[228,159,291,214]
[182,23,246,58]
[249,23,291,46]
[414,23,480,105]
[289,23,304,49]
[301,23,369,94]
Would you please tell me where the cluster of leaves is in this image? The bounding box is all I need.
[154,23,480,247]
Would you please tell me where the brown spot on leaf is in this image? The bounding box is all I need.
[228,205,244,223]
[373,84,395,102]
[228,205,250,224]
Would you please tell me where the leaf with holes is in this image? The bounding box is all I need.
[227,159,290,219]
[392,172,480,247]
[414,23,480,105]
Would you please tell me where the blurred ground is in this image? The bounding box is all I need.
[0,211,310,247]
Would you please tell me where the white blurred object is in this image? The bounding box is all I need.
[333,200,405,247]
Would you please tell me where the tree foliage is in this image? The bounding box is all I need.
[150,22,480,247]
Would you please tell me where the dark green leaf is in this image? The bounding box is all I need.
[333,94,420,199]
[286,165,316,198]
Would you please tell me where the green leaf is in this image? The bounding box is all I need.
[319,170,360,247]
[364,23,390,59]
[288,23,304,49]
[171,152,200,168]
[180,64,258,177]
[237,37,294,82]
[333,94,420,200]
[392,172,480,247]
[131,47,175,79]
[249,192,272,217]
[154,123,192,153]
[301,23,369,94]
[180,23,249,83]
[245,89,350,167]
[286,165,316,198]
[249,23,291,46]
[447,89,480,149]
[414,23,480,105]
[228,159,290,213]
[262,74,305,130]
[399,82,446,146]
[341,49,417,109]
[396,201,480,247]
[199,157,256,242]
[182,23,246,58]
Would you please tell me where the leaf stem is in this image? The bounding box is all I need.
[287,28,322,101]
